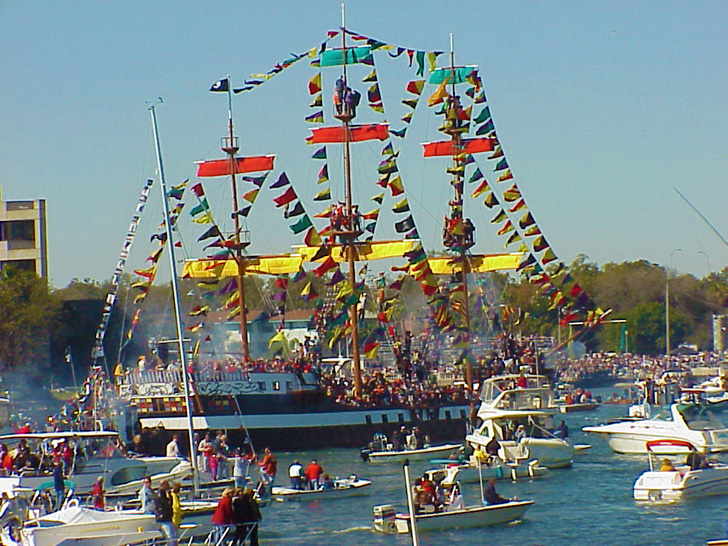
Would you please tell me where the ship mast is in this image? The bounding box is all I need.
[149,101,199,494]
[338,4,362,397]
[221,78,251,361]
[446,34,473,390]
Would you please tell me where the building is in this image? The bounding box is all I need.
[0,191,48,277]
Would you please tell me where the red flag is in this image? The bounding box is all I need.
[273,187,297,207]
[422,137,496,157]
[307,124,389,144]
[196,156,275,177]
[314,257,337,277]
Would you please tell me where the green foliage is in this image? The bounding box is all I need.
[0,269,59,374]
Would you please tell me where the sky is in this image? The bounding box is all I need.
[1,1,727,289]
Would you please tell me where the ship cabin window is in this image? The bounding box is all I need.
[460,410,467,419]
[272,381,280,391]
[445,410,452,420]
[286,381,294,392]
[398,413,405,422]
[530,396,542,409]
[110,465,148,486]
[365,415,372,425]
[381,414,389,424]
[153,399,165,412]
[258,382,266,391]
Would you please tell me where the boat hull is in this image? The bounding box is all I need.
[271,479,371,501]
[364,444,461,463]
[374,500,533,534]
[634,466,728,502]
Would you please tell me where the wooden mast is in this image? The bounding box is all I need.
[220,77,251,361]
[447,34,473,390]
[340,6,363,398]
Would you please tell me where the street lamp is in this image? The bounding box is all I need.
[666,248,682,356]
[698,250,711,275]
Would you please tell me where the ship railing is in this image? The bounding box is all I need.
[120,369,277,385]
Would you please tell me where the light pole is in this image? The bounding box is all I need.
[666,248,682,356]
[698,250,711,276]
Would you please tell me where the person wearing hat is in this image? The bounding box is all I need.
[288,460,304,490]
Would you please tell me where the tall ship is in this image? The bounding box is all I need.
[101,22,602,453]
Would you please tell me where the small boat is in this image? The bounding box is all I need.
[428,457,548,482]
[360,435,461,463]
[372,463,532,534]
[582,403,728,454]
[1,504,160,546]
[557,402,599,413]
[633,439,728,502]
[271,475,371,501]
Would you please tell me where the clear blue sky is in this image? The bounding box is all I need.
[1,1,726,288]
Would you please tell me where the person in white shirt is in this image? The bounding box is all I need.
[166,435,181,458]
[288,460,304,490]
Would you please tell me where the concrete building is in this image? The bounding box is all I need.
[0,191,48,277]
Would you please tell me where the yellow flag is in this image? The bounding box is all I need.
[427,77,450,106]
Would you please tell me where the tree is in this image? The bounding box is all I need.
[0,269,59,375]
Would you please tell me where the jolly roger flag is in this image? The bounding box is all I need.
[394,215,415,233]
[210,78,230,92]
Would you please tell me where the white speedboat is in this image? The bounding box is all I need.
[1,505,160,546]
[373,500,534,534]
[373,462,533,534]
[582,403,728,454]
[0,431,191,497]
[633,439,728,502]
[360,434,461,463]
[427,457,548,483]
[271,475,371,501]
[466,373,575,469]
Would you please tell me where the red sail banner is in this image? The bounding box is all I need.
[422,137,497,157]
[196,156,276,177]
[307,124,390,144]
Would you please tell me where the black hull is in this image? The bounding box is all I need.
[140,416,467,455]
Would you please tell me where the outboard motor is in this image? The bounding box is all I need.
[372,504,398,534]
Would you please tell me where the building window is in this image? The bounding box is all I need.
[460,409,466,419]
[0,220,34,242]
[381,414,389,424]
[445,410,452,420]
[0,260,36,273]
[398,413,405,422]
[365,415,372,425]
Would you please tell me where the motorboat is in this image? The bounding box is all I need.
[0,431,192,497]
[557,401,599,413]
[0,504,161,546]
[373,500,534,534]
[633,439,728,502]
[360,433,461,463]
[582,403,728,454]
[271,475,371,501]
[465,373,575,469]
[427,456,548,483]
[372,464,532,534]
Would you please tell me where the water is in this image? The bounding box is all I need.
[251,390,728,545]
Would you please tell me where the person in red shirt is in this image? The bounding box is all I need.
[258,448,277,486]
[92,476,105,510]
[211,488,234,543]
[304,459,324,490]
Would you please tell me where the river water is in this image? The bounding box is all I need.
[252,389,728,545]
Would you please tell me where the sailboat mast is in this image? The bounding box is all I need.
[149,102,199,494]
[221,78,250,361]
[341,6,363,398]
[448,34,473,390]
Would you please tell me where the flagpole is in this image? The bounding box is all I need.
[448,34,473,390]
[221,76,251,362]
[149,101,199,495]
[339,4,362,398]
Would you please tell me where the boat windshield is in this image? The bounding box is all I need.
[678,404,727,431]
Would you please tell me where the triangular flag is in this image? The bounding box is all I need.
[483,192,499,208]
[308,73,322,95]
[290,215,313,235]
[273,186,297,207]
[311,146,327,160]
[392,198,410,213]
[304,227,322,246]
[313,187,331,201]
